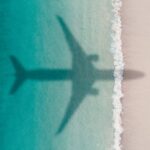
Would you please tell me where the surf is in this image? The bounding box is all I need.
[111,0,124,150]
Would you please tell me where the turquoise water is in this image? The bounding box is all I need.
[0,0,114,150]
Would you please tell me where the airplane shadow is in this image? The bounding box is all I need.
[9,16,145,135]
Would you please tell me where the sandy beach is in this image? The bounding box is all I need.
[121,0,150,149]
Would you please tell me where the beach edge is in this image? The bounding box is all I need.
[111,0,124,150]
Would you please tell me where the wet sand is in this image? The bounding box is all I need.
[121,0,150,149]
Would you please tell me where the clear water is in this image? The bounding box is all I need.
[0,0,114,150]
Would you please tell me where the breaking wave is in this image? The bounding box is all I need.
[111,0,124,150]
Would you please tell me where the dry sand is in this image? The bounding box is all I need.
[121,0,150,149]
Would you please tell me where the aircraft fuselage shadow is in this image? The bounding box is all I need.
[9,54,145,134]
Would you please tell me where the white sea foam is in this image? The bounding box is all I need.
[111,0,124,150]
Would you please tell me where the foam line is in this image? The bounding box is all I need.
[111,0,124,150]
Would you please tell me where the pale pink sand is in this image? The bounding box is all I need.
[121,0,150,149]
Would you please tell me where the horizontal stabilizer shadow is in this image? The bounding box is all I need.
[10,55,26,94]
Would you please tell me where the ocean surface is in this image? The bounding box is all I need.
[0,0,115,150]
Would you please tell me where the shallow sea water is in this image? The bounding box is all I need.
[0,0,115,150]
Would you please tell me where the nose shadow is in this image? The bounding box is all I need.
[124,69,145,80]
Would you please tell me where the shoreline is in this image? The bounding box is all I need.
[121,0,150,149]
[111,0,124,150]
